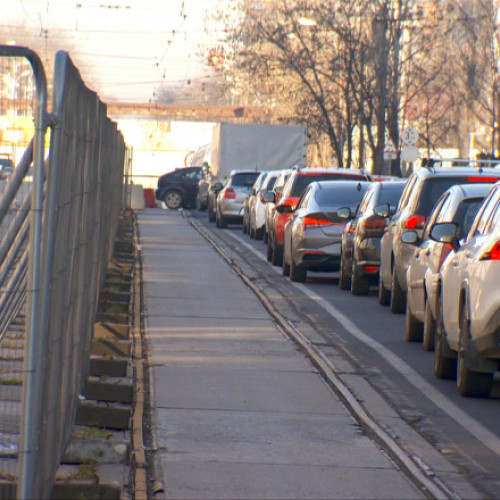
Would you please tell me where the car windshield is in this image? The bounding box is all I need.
[231,172,261,187]
[291,174,365,197]
[416,177,498,215]
[314,185,369,206]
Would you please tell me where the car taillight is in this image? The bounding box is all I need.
[365,265,379,273]
[224,188,236,200]
[359,216,387,237]
[260,193,265,203]
[467,177,500,183]
[403,214,427,230]
[303,216,335,229]
[480,241,500,260]
[438,243,453,270]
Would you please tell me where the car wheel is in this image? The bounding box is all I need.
[271,240,283,267]
[457,302,493,398]
[338,252,351,290]
[263,231,268,244]
[378,276,391,306]
[266,237,273,262]
[217,210,227,229]
[208,205,216,222]
[390,267,406,314]
[255,227,264,240]
[290,256,307,282]
[404,299,423,342]
[282,253,290,276]
[350,261,369,295]
[249,226,256,239]
[434,293,456,380]
[423,299,436,351]
[164,190,183,210]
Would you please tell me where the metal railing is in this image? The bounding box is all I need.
[0,46,126,499]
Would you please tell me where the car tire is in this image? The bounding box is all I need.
[255,227,264,240]
[390,267,406,314]
[164,190,183,210]
[423,299,436,351]
[263,231,268,244]
[282,253,290,276]
[338,252,351,290]
[271,241,283,267]
[351,261,369,295]
[290,256,307,282]
[208,205,216,222]
[378,277,391,306]
[457,302,493,398]
[249,226,256,239]
[434,293,456,380]
[405,299,423,342]
[217,210,227,229]
[266,237,273,262]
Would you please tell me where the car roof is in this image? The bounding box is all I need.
[444,182,494,198]
[313,180,371,190]
[291,167,368,177]
[414,166,500,178]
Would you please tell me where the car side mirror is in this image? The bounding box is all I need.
[337,207,352,219]
[401,230,419,245]
[263,191,276,203]
[374,203,390,218]
[429,222,460,250]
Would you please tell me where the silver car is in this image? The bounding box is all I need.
[216,170,261,228]
[403,183,490,349]
[282,180,371,282]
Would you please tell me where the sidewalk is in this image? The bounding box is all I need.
[139,208,424,499]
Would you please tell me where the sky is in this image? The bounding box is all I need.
[2,0,228,104]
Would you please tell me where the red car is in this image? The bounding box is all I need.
[266,167,370,266]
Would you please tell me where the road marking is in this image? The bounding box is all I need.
[225,230,500,458]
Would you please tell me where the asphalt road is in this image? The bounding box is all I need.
[190,210,500,499]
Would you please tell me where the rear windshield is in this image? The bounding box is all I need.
[291,174,365,197]
[231,172,261,187]
[379,183,406,206]
[314,185,369,206]
[452,198,484,237]
[263,175,278,191]
[416,177,498,215]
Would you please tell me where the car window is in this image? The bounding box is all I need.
[397,174,416,211]
[414,177,480,215]
[263,175,278,191]
[379,183,406,209]
[452,198,484,238]
[484,193,500,234]
[357,188,374,216]
[314,184,369,206]
[423,192,449,239]
[231,172,261,187]
[298,186,314,209]
[468,190,499,239]
[291,174,364,197]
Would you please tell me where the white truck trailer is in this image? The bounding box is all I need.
[198,122,307,216]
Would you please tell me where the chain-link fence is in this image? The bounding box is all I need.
[0,46,127,499]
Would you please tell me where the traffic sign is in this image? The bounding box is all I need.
[401,145,419,163]
[401,127,418,145]
[383,138,398,160]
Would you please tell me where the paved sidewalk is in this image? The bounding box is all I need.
[139,209,424,499]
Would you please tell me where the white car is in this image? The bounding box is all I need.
[248,170,280,240]
[431,182,500,397]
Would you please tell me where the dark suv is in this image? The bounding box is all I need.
[155,166,203,209]
[378,165,500,313]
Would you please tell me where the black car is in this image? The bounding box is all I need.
[155,166,203,209]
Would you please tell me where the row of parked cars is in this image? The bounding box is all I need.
[198,162,500,399]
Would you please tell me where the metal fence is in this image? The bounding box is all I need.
[0,46,126,499]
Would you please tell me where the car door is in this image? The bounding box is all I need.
[441,189,499,350]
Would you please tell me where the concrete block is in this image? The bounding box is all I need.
[76,401,131,430]
[83,376,134,404]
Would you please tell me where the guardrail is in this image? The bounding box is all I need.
[0,46,127,499]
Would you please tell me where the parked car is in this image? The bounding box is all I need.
[339,180,406,294]
[155,166,203,209]
[264,169,292,248]
[403,183,490,349]
[242,171,270,236]
[282,180,371,282]
[267,167,370,266]
[195,162,210,211]
[215,170,261,228]
[378,166,500,314]
[247,170,280,240]
[431,182,500,397]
